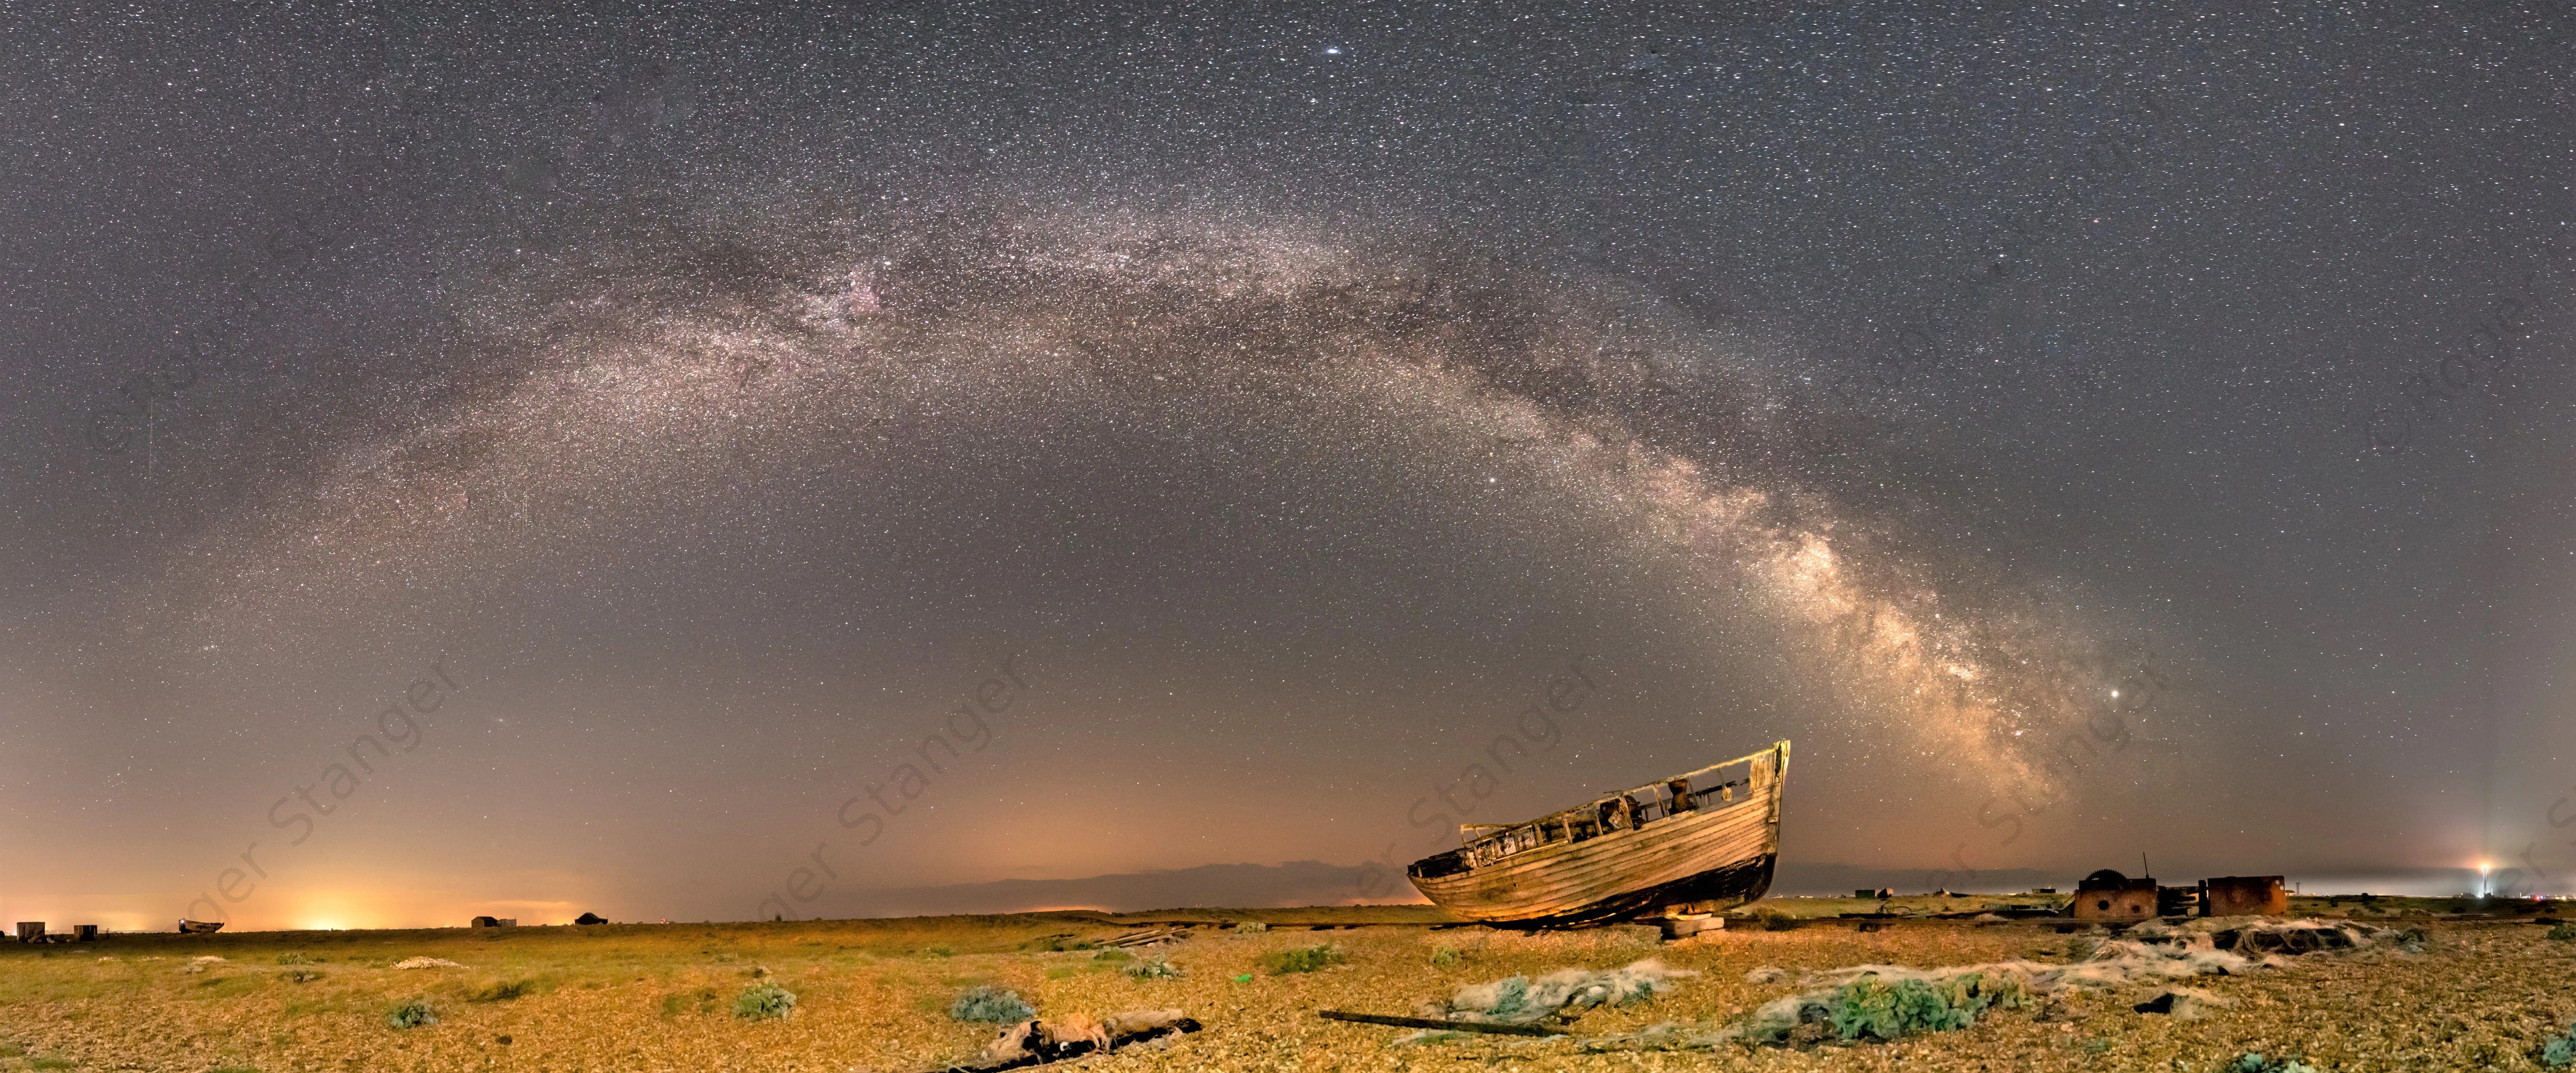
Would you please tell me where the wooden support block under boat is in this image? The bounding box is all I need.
[1658,915,1725,940]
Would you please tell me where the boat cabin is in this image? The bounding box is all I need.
[1433,754,1762,874]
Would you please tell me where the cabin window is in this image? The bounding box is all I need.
[1469,813,1587,865]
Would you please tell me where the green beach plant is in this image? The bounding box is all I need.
[386,999,437,1029]
[733,981,797,1021]
[1258,944,1344,975]
[949,984,1034,1023]
[1821,972,2025,1042]
[2539,1020,2576,1068]
[468,978,534,1003]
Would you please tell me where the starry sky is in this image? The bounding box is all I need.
[3,1,2573,930]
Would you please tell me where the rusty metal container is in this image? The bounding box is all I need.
[2200,875,2288,917]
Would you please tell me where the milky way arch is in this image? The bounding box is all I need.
[184,205,2141,805]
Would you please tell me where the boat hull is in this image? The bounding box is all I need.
[1406,742,1786,926]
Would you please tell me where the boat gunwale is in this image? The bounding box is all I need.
[1454,744,1780,839]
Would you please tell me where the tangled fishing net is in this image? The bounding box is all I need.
[1593,918,2394,1051]
[1419,958,1699,1026]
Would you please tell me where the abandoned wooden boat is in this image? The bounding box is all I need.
[1407,740,1789,926]
[176,919,223,934]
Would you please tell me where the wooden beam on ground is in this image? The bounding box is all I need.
[1316,1011,1566,1037]
[1105,927,1185,947]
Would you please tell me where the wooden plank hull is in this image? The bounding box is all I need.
[1407,742,1787,925]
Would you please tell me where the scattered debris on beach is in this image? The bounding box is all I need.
[392,956,466,970]
[10,905,2557,1071]
[2133,986,2231,1019]
[1587,917,2401,1051]
[2231,1054,2323,1073]
[1102,927,1189,948]
[1123,952,1184,978]
[1418,958,1695,1025]
[1321,957,1695,1044]
[947,1009,1201,1072]
[1318,1010,1567,1038]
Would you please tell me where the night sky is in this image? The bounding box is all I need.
[4,1,2573,931]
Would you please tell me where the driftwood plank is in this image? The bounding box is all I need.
[1317,1011,1566,1037]
[1106,927,1185,947]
